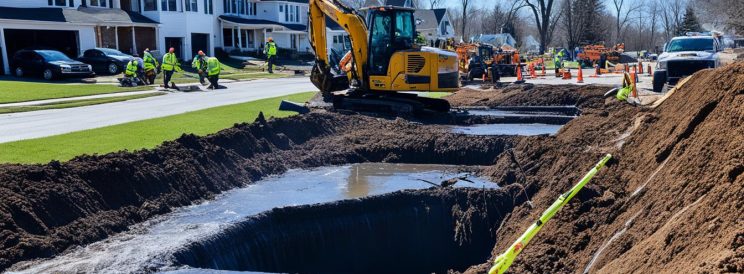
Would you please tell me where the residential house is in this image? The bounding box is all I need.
[0,0,159,75]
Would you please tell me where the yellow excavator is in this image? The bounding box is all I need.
[308,0,459,113]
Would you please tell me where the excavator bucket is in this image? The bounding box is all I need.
[310,62,349,101]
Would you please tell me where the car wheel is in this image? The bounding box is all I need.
[652,70,666,93]
[14,67,24,77]
[107,63,119,74]
[43,69,55,81]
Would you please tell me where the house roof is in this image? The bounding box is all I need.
[0,6,158,25]
[432,8,447,24]
[413,9,438,30]
[363,0,410,7]
[326,17,343,31]
[219,15,307,31]
[260,0,309,3]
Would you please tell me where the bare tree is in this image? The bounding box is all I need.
[612,0,643,44]
[523,0,563,54]
[660,0,685,41]
[460,0,471,40]
[427,0,441,9]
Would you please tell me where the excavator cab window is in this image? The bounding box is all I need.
[368,9,415,76]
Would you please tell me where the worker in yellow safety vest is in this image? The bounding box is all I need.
[206,56,222,90]
[125,59,138,77]
[191,50,208,85]
[263,37,277,73]
[161,47,181,89]
[143,48,159,85]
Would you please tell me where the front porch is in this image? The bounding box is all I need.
[219,16,310,55]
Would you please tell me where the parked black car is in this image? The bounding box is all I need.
[77,48,133,75]
[12,49,94,80]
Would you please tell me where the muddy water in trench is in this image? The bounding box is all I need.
[452,107,576,136]
[9,163,497,274]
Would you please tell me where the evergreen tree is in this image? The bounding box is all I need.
[676,6,702,35]
[577,0,604,45]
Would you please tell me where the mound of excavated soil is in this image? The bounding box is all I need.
[0,112,515,270]
[462,62,743,273]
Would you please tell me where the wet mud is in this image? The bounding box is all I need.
[3,63,742,273]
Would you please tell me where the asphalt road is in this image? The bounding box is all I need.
[0,77,316,143]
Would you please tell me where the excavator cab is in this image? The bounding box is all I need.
[367,8,416,76]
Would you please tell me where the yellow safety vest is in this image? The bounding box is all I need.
[125,60,138,76]
[207,57,221,76]
[162,53,179,71]
[143,52,158,71]
[266,42,277,56]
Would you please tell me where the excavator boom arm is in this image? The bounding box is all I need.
[309,0,368,93]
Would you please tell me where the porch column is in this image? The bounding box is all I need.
[0,27,8,74]
[131,26,137,54]
[231,26,236,48]
[114,26,119,50]
[96,26,103,47]
[237,27,243,49]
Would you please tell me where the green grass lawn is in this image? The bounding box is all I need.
[0,92,316,164]
[0,92,165,114]
[0,81,150,104]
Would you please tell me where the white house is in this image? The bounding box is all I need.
[0,0,364,75]
[0,0,159,75]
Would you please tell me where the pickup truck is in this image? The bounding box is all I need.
[654,34,722,92]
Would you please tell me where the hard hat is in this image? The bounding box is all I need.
[268,37,273,42]
[144,48,150,52]
[169,47,175,53]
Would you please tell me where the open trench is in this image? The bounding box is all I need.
[6,82,684,273]
[5,63,738,273]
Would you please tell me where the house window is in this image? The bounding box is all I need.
[251,2,256,15]
[161,0,178,11]
[279,4,283,12]
[223,28,233,47]
[144,0,157,10]
[291,34,298,49]
[185,0,197,11]
[49,0,69,6]
[284,4,289,21]
[89,0,107,7]
[203,0,213,14]
[295,6,299,22]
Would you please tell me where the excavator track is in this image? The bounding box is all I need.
[330,91,451,115]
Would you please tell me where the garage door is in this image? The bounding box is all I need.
[3,29,79,60]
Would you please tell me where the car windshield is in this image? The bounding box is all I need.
[36,50,73,61]
[98,48,128,56]
[666,38,714,52]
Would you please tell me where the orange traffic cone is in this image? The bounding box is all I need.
[483,73,487,82]
[541,59,547,76]
[590,65,599,78]
[516,65,524,81]
[631,71,637,98]
[530,63,537,79]
[638,61,644,74]
[647,64,652,76]
[577,67,584,83]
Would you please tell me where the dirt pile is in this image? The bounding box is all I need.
[458,63,743,273]
[0,112,515,270]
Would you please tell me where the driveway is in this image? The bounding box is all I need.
[0,77,316,143]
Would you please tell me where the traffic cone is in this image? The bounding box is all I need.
[631,71,637,98]
[530,63,538,79]
[638,61,644,74]
[577,67,584,83]
[483,73,487,82]
[541,58,547,76]
[590,65,599,78]
[647,64,652,76]
[516,65,523,81]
